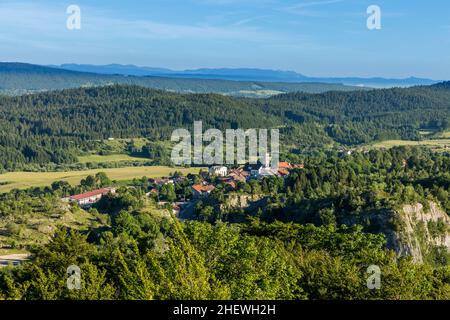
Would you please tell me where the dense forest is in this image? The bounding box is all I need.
[0,147,449,299]
[194,147,450,265]
[0,83,449,171]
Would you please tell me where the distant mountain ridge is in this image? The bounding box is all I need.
[52,64,441,88]
[0,62,364,97]
[49,63,174,77]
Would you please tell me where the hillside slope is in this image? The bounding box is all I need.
[0,83,449,170]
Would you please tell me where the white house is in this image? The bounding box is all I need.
[209,166,228,177]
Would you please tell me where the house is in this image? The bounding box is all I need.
[278,162,293,170]
[228,168,249,182]
[217,177,238,189]
[277,161,305,176]
[223,180,237,189]
[277,168,290,177]
[339,148,354,156]
[246,161,265,177]
[246,161,277,178]
[150,178,174,186]
[192,184,216,198]
[402,159,408,168]
[209,166,228,177]
[62,187,116,208]
[145,188,159,197]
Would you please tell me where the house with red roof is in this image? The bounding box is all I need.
[192,184,215,198]
[62,187,116,207]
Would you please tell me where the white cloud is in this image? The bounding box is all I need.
[0,1,286,43]
[279,0,344,17]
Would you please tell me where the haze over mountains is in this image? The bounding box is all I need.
[0,62,363,97]
[52,63,440,88]
[0,62,443,98]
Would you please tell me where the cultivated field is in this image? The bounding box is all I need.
[368,139,450,151]
[78,154,149,163]
[0,166,202,193]
[439,131,450,138]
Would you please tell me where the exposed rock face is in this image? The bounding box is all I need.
[391,202,450,263]
[337,201,449,263]
[221,194,450,262]
[220,194,264,211]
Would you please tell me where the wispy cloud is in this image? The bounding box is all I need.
[192,0,275,6]
[0,1,288,44]
[280,0,344,17]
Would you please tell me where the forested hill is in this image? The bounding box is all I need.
[262,85,450,144]
[0,62,360,97]
[0,84,449,170]
[432,81,450,89]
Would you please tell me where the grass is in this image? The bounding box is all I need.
[0,202,103,249]
[0,248,30,255]
[78,154,149,163]
[368,139,450,151]
[418,130,435,136]
[0,198,174,250]
[0,166,203,193]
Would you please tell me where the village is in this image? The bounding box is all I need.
[61,159,305,218]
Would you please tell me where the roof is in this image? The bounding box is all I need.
[192,184,216,193]
[229,168,249,176]
[70,188,112,201]
[278,168,290,176]
[224,180,237,189]
[278,162,292,169]
[151,178,173,185]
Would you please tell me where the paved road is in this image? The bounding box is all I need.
[0,254,31,268]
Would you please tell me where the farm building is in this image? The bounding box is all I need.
[62,188,116,207]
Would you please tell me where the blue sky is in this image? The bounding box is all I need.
[0,0,449,79]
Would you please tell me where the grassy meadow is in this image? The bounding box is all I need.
[0,166,202,193]
[78,154,149,163]
[368,138,450,151]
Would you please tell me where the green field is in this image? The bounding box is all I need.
[0,249,29,255]
[0,166,202,193]
[368,139,450,151]
[78,154,149,163]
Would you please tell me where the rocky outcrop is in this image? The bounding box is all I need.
[339,201,449,263]
[390,202,450,263]
[220,194,264,211]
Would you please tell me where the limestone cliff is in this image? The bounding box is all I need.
[390,202,450,263]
